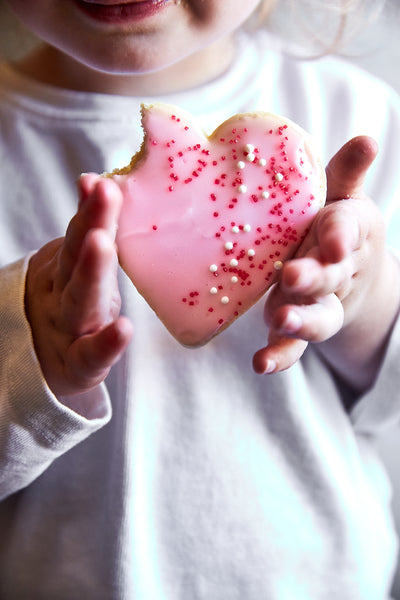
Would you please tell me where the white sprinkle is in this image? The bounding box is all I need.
[238,184,247,194]
[246,153,255,163]
[274,260,283,270]
[261,190,270,199]
[231,276,238,284]
[237,160,245,169]
[243,224,251,233]
[210,287,218,295]
[245,143,255,153]
[231,225,240,233]
[274,172,284,182]
[247,249,256,257]
[258,158,267,167]
[224,241,234,250]
[209,264,218,273]
[230,258,239,267]
[221,296,230,305]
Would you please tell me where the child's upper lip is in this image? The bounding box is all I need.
[74,0,173,22]
[80,0,160,4]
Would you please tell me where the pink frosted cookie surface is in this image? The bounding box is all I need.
[113,103,326,347]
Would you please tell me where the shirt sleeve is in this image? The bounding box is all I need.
[350,250,400,435]
[0,256,112,500]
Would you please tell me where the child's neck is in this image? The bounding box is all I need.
[13,36,235,97]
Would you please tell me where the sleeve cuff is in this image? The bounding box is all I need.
[1,255,112,454]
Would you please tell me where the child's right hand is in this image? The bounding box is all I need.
[25,174,133,399]
[253,136,400,393]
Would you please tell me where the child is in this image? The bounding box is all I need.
[1,0,400,598]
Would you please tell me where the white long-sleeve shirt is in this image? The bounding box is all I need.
[1,30,400,599]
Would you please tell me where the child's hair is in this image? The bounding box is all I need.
[0,1,38,60]
[258,0,384,19]
[256,0,386,55]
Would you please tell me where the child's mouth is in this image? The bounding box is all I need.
[74,0,173,24]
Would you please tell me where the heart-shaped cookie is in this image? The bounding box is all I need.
[111,103,326,347]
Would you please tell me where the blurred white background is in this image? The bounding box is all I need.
[1,0,400,595]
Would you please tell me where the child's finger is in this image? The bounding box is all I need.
[64,317,134,394]
[292,196,366,266]
[58,177,122,288]
[315,200,363,264]
[253,293,344,375]
[325,135,378,202]
[77,172,100,206]
[269,293,344,342]
[61,228,120,336]
[280,256,354,300]
[253,337,308,375]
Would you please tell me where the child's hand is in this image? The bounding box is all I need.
[253,136,400,391]
[25,175,133,398]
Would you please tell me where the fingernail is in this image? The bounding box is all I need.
[279,310,302,334]
[264,359,277,374]
[294,271,313,290]
[285,269,313,292]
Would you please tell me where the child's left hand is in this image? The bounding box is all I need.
[253,136,400,393]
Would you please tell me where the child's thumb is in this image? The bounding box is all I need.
[325,136,378,203]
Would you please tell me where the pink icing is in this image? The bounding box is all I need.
[114,103,326,347]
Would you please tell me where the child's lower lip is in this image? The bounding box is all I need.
[74,0,172,24]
